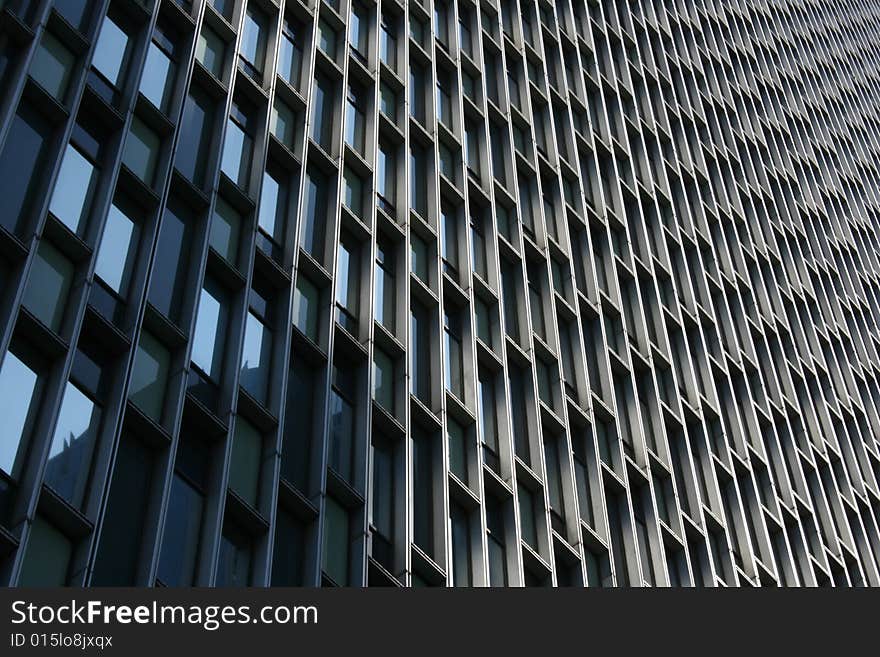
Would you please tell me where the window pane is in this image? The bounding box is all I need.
[176,88,214,188]
[30,32,75,100]
[123,116,160,185]
[156,473,203,586]
[240,311,272,403]
[49,144,97,235]
[129,332,170,422]
[209,196,241,264]
[22,240,73,332]
[293,275,320,341]
[0,107,53,234]
[18,516,71,586]
[318,20,337,58]
[257,168,287,244]
[270,99,296,148]
[140,40,174,111]
[191,280,227,380]
[221,115,252,189]
[95,201,137,295]
[373,349,394,411]
[0,351,39,476]
[278,19,302,87]
[311,75,333,150]
[148,199,192,323]
[448,418,467,482]
[216,525,252,586]
[93,15,129,86]
[196,26,225,78]
[45,382,100,507]
[230,417,261,508]
[328,388,354,482]
[323,497,349,584]
[240,7,266,76]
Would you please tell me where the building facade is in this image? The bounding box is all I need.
[0,0,879,587]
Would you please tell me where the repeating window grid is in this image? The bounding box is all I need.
[0,0,876,584]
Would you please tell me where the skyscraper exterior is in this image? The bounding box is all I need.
[0,0,879,588]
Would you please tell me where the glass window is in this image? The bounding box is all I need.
[373,348,394,412]
[45,381,100,507]
[196,26,225,79]
[18,516,71,586]
[230,417,261,508]
[441,202,458,276]
[0,350,40,477]
[409,14,426,46]
[176,87,214,188]
[377,141,396,215]
[30,31,75,100]
[335,238,359,333]
[371,438,394,568]
[478,369,498,456]
[271,509,305,585]
[470,215,487,279]
[412,428,433,551]
[209,196,241,265]
[302,169,328,258]
[374,237,395,330]
[328,363,356,482]
[293,275,320,341]
[240,5,267,78]
[278,17,303,87]
[54,0,90,32]
[49,143,98,235]
[409,63,425,122]
[343,167,364,220]
[411,233,429,282]
[221,102,254,190]
[318,20,337,59]
[519,486,538,548]
[209,0,234,21]
[92,14,130,87]
[148,199,192,324]
[191,279,228,381]
[487,497,507,585]
[323,497,349,584]
[447,418,467,483]
[257,166,288,252]
[270,99,296,149]
[240,311,272,404]
[344,83,366,153]
[22,240,73,333]
[350,1,368,60]
[411,303,431,402]
[129,331,170,423]
[475,297,492,347]
[157,473,203,585]
[410,145,428,217]
[379,82,396,120]
[440,142,457,181]
[90,432,153,585]
[451,504,472,586]
[216,524,253,586]
[0,105,53,235]
[465,119,480,176]
[444,311,463,398]
[140,27,176,112]
[436,75,452,125]
[122,116,161,186]
[380,14,396,67]
[311,74,334,151]
[95,200,138,296]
